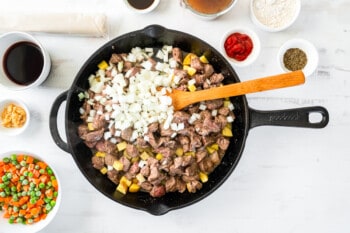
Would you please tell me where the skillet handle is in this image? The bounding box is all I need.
[249,106,329,129]
[49,91,70,153]
[142,24,166,38]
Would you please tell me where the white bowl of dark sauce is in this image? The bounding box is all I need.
[0,31,51,91]
[124,0,160,13]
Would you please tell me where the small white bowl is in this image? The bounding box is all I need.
[0,98,30,136]
[220,27,261,67]
[0,31,51,91]
[278,38,319,77]
[0,151,61,233]
[250,0,301,32]
[124,0,160,14]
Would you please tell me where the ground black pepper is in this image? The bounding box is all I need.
[283,48,307,71]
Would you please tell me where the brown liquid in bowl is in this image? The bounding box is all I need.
[186,0,233,15]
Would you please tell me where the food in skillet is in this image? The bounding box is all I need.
[77,45,235,197]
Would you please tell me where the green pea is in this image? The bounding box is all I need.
[11,186,17,192]
[0,183,6,189]
[39,183,45,189]
[0,191,6,197]
[10,154,17,161]
[3,157,10,163]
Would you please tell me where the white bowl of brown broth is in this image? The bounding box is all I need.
[181,0,237,20]
[0,98,30,136]
[0,31,51,91]
[124,0,160,13]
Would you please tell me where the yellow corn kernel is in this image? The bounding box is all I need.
[155,153,163,160]
[98,60,109,70]
[199,172,208,183]
[136,173,146,183]
[183,65,197,76]
[175,148,184,156]
[113,160,124,171]
[183,53,196,65]
[120,176,132,187]
[117,141,127,151]
[222,126,233,137]
[188,84,197,92]
[140,151,150,161]
[199,55,209,64]
[95,151,106,158]
[87,122,94,131]
[129,183,141,193]
[116,182,128,195]
[100,167,108,175]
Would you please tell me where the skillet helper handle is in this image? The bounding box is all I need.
[250,106,329,129]
[49,91,70,153]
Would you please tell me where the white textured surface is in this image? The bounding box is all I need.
[0,0,349,232]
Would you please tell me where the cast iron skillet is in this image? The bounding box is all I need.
[49,25,329,215]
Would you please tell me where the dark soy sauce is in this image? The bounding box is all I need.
[127,0,155,10]
[3,41,44,86]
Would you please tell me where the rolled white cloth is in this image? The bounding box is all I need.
[0,12,108,37]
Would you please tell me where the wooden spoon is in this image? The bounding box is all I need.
[168,70,305,111]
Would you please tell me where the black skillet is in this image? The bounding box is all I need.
[49,25,329,215]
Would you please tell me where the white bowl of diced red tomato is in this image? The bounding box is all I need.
[221,27,261,67]
[0,151,61,233]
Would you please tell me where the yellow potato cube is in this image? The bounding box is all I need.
[98,60,109,70]
[156,153,163,160]
[120,176,132,187]
[100,167,108,175]
[129,183,140,193]
[116,183,128,195]
[136,173,146,183]
[199,172,208,183]
[175,148,184,156]
[183,53,197,65]
[113,160,124,171]
[95,151,106,158]
[222,126,233,137]
[199,55,209,64]
[117,141,127,151]
[140,151,150,161]
[188,84,197,92]
[87,122,94,131]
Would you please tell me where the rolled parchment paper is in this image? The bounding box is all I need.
[0,12,108,37]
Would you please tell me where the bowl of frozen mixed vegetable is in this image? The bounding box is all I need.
[0,151,61,233]
[49,24,328,215]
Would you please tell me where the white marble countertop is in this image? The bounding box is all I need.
[0,0,349,232]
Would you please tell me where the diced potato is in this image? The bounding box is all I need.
[95,151,106,158]
[113,160,124,171]
[199,55,209,64]
[156,153,163,160]
[175,148,184,157]
[100,167,108,175]
[222,126,233,137]
[129,183,140,193]
[199,172,208,183]
[87,122,94,131]
[140,151,150,161]
[223,100,231,107]
[117,141,127,151]
[136,173,146,183]
[188,84,197,92]
[206,143,219,154]
[98,60,109,70]
[116,182,128,195]
[120,176,132,187]
[183,53,197,65]
[184,151,195,157]
[183,65,197,76]
[131,156,139,163]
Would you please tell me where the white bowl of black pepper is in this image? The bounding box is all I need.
[278,38,319,77]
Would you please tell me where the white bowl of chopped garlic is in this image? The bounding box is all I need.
[0,98,30,136]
